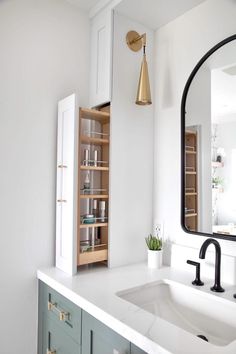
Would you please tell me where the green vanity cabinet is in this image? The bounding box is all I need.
[82,311,130,354]
[42,316,80,354]
[38,281,82,354]
[38,281,147,354]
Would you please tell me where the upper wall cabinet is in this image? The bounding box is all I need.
[89,7,113,107]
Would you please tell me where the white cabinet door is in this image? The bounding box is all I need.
[56,94,78,275]
[90,8,113,107]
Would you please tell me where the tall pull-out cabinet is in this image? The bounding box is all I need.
[185,130,198,232]
[56,94,110,274]
[78,106,110,267]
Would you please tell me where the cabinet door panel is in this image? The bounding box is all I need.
[90,8,113,107]
[40,281,82,344]
[82,311,130,354]
[56,93,78,275]
[43,316,80,354]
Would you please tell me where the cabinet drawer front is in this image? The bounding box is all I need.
[82,311,130,354]
[40,281,81,344]
[43,316,80,354]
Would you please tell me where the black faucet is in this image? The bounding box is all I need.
[199,238,225,292]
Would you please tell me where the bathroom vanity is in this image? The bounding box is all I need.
[38,263,236,354]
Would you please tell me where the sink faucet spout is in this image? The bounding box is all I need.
[199,238,224,293]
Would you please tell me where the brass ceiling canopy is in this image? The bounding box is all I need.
[126,30,152,106]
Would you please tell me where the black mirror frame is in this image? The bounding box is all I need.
[181,34,236,241]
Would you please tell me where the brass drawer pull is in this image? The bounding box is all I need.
[48,301,69,321]
[57,199,67,203]
[47,350,56,354]
[58,164,67,168]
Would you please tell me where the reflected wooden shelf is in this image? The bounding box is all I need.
[79,222,108,229]
[185,213,197,218]
[79,245,108,265]
[185,150,196,155]
[186,130,197,135]
[185,171,197,175]
[80,108,110,124]
[80,165,109,171]
[80,194,109,199]
[81,135,109,145]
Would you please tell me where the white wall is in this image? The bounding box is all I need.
[216,120,236,225]
[109,12,154,267]
[0,1,89,353]
[154,0,236,270]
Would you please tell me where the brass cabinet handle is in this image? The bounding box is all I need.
[47,350,56,354]
[48,301,69,321]
[58,164,67,168]
[57,199,67,203]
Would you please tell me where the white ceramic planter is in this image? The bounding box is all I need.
[148,249,163,269]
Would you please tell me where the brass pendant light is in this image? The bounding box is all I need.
[126,31,152,105]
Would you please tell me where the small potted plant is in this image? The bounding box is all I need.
[145,234,163,269]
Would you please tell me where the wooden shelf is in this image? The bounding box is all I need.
[185,213,197,218]
[81,135,109,145]
[185,192,197,196]
[80,194,109,199]
[80,222,108,229]
[80,166,109,171]
[79,245,108,265]
[186,130,197,136]
[185,150,196,155]
[185,171,197,175]
[80,108,110,124]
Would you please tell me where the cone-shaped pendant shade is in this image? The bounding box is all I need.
[136,54,152,105]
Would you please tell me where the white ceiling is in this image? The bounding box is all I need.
[115,0,207,30]
[65,0,101,11]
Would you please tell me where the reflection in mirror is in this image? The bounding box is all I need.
[183,36,236,238]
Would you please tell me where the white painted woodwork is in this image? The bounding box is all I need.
[56,94,78,275]
[89,7,113,107]
[89,0,122,18]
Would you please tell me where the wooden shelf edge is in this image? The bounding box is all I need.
[185,213,197,218]
[80,194,109,199]
[185,150,196,154]
[81,135,109,145]
[80,222,108,229]
[80,108,110,124]
[80,166,109,171]
[185,130,197,135]
[78,246,108,265]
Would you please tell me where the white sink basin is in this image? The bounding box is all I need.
[117,279,236,347]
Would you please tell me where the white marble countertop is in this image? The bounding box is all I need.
[37,263,236,354]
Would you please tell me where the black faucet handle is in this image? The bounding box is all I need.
[187,260,204,286]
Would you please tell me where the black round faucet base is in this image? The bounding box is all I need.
[233,294,236,299]
[192,280,204,286]
[211,285,225,293]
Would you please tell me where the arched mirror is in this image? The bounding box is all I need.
[181,34,236,241]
